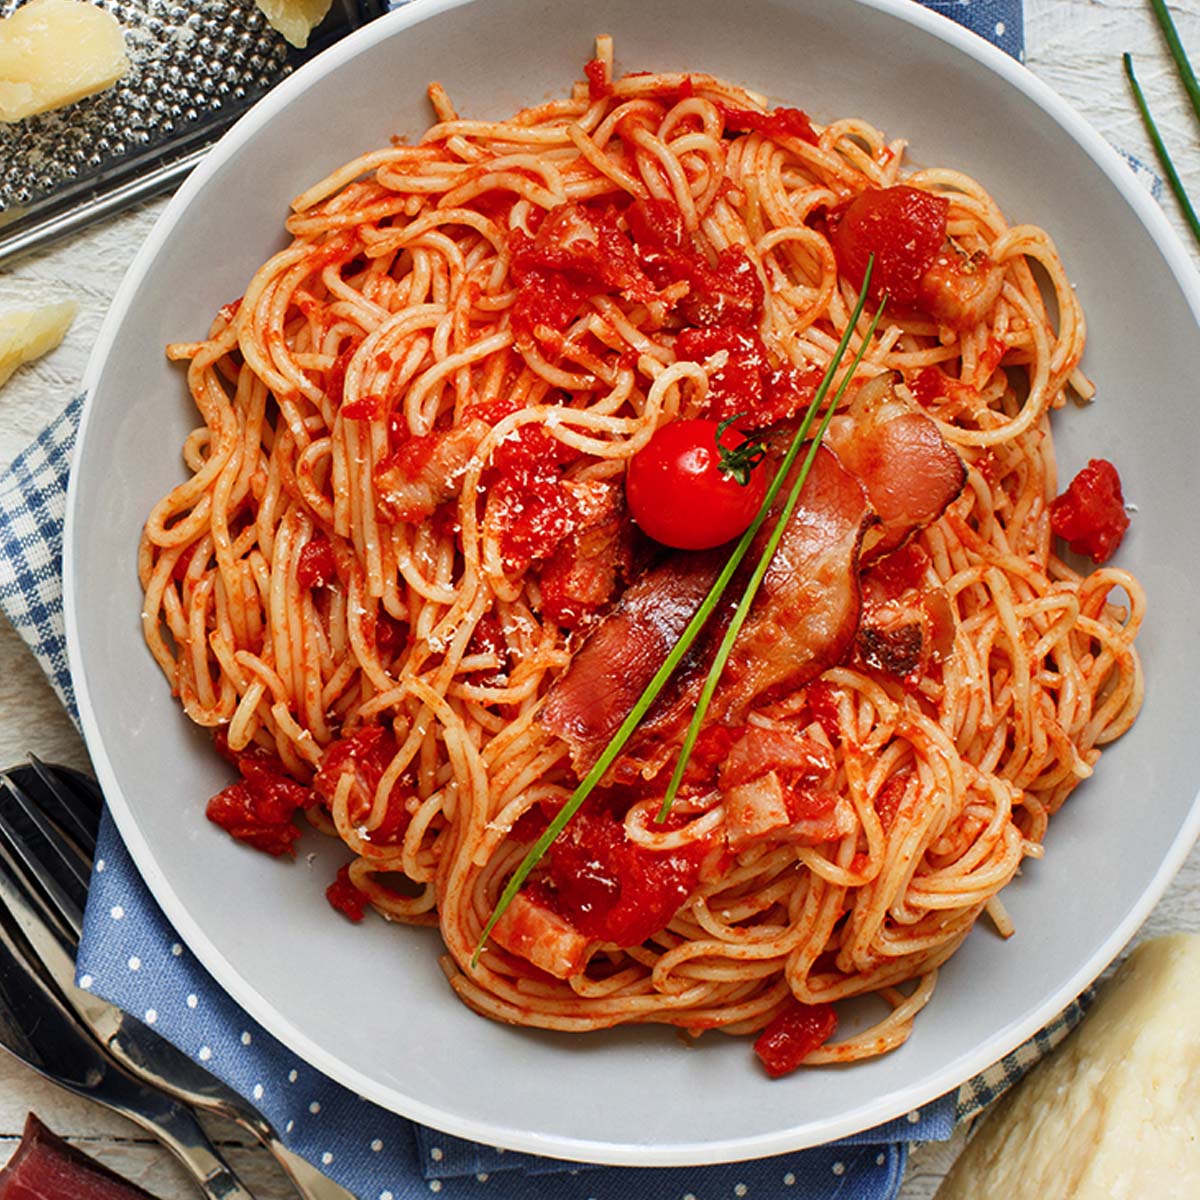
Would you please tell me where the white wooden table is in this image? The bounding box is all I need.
[1,2,1198,1196]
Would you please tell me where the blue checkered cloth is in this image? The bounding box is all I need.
[1,6,1097,1197]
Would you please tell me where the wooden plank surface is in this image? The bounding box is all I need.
[1,2,1198,1197]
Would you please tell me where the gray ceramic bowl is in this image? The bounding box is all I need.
[66,0,1200,1165]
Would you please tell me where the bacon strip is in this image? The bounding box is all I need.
[825,373,966,561]
[374,417,490,523]
[538,478,631,628]
[541,445,871,774]
[708,445,871,722]
[540,549,722,776]
[490,892,592,979]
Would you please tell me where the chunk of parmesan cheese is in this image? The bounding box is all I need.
[0,301,77,389]
[936,933,1200,1200]
[0,0,127,124]
[254,0,331,49]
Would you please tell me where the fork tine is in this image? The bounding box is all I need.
[27,756,100,854]
[0,775,88,941]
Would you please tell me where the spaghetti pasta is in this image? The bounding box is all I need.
[140,41,1144,1070]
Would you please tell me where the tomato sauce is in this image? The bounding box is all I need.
[296,534,337,589]
[717,103,818,145]
[673,324,822,425]
[206,732,312,857]
[326,863,367,922]
[831,185,949,308]
[1050,458,1130,563]
[529,798,710,947]
[753,1001,838,1076]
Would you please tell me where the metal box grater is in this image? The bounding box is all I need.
[0,0,384,264]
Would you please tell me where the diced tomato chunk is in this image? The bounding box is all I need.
[206,734,312,857]
[296,534,337,589]
[326,863,367,922]
[583,58,611,101]
[313,725,412,845]
[341,394,383,421]
[674,324,820,425]
[509,202,657,337]
[1049,458,1130,563]
[718,103,818,145]
[626,199,764,329]
[802,681,842,746]
[488,425,581,570]
[831,185,949,308]
[528,798,710,947]
[911,366,947,407]
[753,1002,838,1077]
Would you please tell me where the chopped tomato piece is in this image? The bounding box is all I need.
[626,198,764,328]
[802,682,842,746]
[583,58,611,101]
[486,425,581,570]
[313,725,412,845]
[341,394,383,420]
[831,185,949,308]
[718,103,818,145]
[296,534,337,589]
[911,366,947,407]
[1050,458,1130,563]
[674,325,821,425]
[326,863,367,922]
[206,736,311,857]
[754,1002,838,1077]
[528,798,710,947]
[510,203,657,336]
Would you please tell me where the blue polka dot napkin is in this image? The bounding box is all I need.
[0,6,1056,1197]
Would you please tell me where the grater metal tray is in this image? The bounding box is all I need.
[0,0,384,265]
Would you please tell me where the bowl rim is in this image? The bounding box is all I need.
[64,0,1200,1165]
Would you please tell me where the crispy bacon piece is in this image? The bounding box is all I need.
[538,478,631,627]
[540,550,723,775]
[916,246,1006,332]
[857,621,924,678]
[708,446,872,722]
[719,725,852,852]
[374,417,490,524]
[490,891,592,979]
[825,373,966,561]
[542,446,871,773]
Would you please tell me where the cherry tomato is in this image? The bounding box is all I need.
[625,418,767,550]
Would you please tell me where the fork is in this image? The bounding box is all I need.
[0,860,257,1199]
[0,759,357,1200]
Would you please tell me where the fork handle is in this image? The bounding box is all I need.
[118,1100,257,1200]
